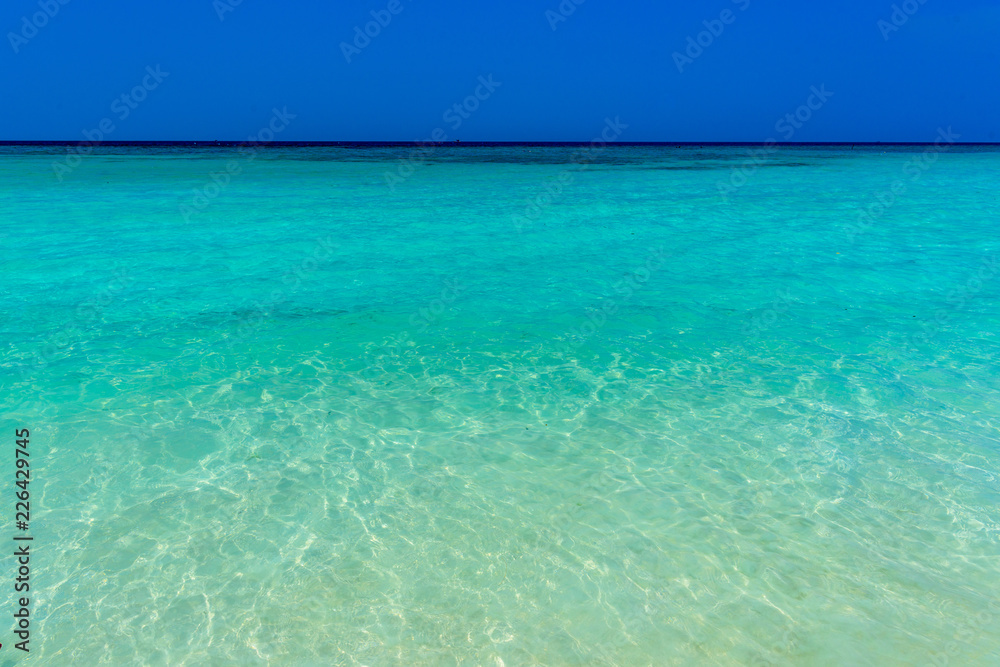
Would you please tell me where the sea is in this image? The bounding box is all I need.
[1,143,998,665]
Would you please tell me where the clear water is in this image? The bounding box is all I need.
[1,144,999,665]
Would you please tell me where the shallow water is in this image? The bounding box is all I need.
[2,144,999,665]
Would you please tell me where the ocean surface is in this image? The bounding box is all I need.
[1,143,999,665]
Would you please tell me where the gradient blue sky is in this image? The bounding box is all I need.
[2,0,997,141]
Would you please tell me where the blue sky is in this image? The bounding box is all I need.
[1,0,997,141]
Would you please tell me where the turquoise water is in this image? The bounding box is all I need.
[2,144,999,665]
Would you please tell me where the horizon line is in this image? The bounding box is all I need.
[2,140,999,147]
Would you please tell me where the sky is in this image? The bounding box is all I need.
[1,0,997,142]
